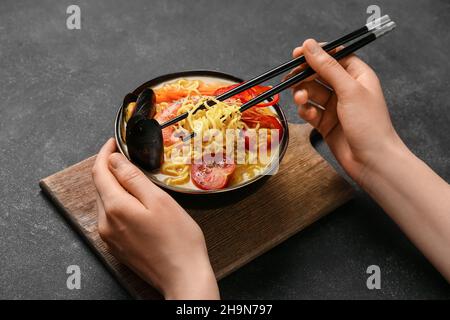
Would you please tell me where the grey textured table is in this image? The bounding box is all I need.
[1,0,449,299]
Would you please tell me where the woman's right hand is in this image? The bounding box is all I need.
[292,39,404,186]
[293,39,450,282]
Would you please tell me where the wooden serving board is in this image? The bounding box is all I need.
[39,123,353,299]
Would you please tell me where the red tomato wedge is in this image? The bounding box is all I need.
[248,85,280,107]
[241,109,283,131]
[191,155,236,190]
[214,83,280,107]
[241,109,283,151]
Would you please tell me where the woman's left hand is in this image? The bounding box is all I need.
[92,138,219,300]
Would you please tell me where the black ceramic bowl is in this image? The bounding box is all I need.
[114,70,289,194]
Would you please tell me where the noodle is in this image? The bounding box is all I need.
[126,79,281,190]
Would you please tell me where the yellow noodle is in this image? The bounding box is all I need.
[126,79,280,189]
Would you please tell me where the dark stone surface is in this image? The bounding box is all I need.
[0,0,449,299]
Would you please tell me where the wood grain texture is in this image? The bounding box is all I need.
[39,123,353,300]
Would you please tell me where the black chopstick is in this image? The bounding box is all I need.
[216,14,390,102]
[161,16,393,129]
[238,21,396,112]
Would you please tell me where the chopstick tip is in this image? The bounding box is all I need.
[366,14,391,31]
[373,21,396,38]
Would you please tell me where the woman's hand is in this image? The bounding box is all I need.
[292,39,403,186]
[92,138,219,300]
[293,39,450,282]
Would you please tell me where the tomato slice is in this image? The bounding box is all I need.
[214,83,279,107]
[191,155,236,190]
[253,92,280,108]
[241,110,283,151]
[242,110,283,131]
[247,86,280,107]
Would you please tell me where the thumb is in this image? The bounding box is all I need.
[108,152,165,208]
[303,39,357,95]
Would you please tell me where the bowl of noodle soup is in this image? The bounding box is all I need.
[115,70,289,194]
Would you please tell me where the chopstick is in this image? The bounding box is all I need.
[239,21,396,112]
[161,16,394,129]
[216,14,391,101]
